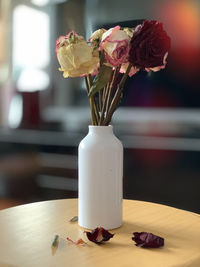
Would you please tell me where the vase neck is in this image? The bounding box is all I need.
[88,125,113,135]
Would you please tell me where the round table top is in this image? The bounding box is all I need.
[0,199,199,267]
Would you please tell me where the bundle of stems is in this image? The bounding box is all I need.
[84,63,132,126]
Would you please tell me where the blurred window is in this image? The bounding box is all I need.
[12,5,50,91]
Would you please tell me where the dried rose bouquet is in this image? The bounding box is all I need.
[56,20,170,125]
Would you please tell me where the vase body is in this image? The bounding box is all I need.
[78,125,123,230]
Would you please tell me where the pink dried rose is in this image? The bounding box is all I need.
[100,26,130,67]
[129,20,171,71]
[84,227,114,244]
[132,232,164,248]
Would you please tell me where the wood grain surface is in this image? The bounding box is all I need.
[0,199,199,267]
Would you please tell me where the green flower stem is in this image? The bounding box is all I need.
[105,67,120,117]
[84,76,96,125]
[99,85,109,125]
[103,63,132,125]
[99,69,115,125]
[102,69,113,105]
[102,85,106,104]
[88,74,100,124]
[99,90,103,112]
[91,99,98,125]
[94,98,100,122]
[84,76,90,94]
[88,74,93,88]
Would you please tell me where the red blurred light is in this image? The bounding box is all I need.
[155,1,200,75]
[156,1,199,48]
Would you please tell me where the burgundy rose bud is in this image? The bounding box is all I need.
[84,227,114,244]
[129,20,171,70]
[132,232,164,248]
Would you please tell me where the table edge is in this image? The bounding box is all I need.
[0,198,199,218]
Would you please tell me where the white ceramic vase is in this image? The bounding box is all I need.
[78,125,123,230]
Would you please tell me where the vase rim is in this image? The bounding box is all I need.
[88,125,112,128]
[88,125,113,133]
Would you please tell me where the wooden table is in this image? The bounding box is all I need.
[0,199,199,267]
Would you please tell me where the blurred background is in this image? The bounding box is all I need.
[0,0,199,212]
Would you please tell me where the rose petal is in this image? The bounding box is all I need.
[89,28,106,43]
[84,227,114,244]
[120,62,139,77]
[101,26,121,43]
[66,237,87,245]
[132,232,164,248]
[145,52,168,72]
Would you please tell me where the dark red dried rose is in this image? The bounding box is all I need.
[84,227,114,244]
[132,232,164,248]
[129,20,171,69]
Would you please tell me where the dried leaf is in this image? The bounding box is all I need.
[51,234,59,255]
[88,65,113,98]
[52,234,59,247]
[70,216,78,222]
